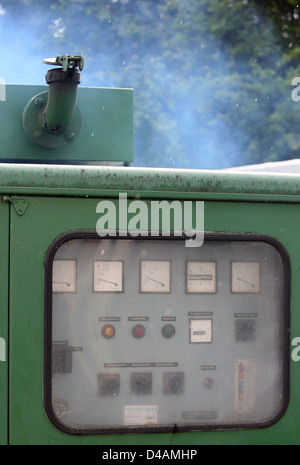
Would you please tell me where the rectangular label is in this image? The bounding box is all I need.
[124,405,158,425]
[234,359,256,414]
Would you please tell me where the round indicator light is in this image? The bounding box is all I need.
[132,324,146,339]
[101,324,115,339]
[162,324,176,339]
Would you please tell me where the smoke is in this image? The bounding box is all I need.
[0,1,296,170]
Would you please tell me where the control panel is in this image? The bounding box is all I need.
[45,233,289,433]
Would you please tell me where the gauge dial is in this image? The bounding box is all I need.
[94,261,123,292]
[140,260,171,293]
[231,261,260,293]
[186,261,216,293]
[52,259,77,293]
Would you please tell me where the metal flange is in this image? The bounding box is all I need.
[22,91,81,149]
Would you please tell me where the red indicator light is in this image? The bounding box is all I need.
[132,324,146,338]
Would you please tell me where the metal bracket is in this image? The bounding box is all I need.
[2,196,29,216]
[22,91,81,149]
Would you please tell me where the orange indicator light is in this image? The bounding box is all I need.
[102,324,115,339]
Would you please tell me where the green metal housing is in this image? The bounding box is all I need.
[0,163,300,444]
[0,85,133,164]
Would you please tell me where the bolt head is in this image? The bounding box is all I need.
[33,130,43,139]
[65,131,75,141]
[34,97,44,106]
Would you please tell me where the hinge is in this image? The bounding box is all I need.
[2,196,29,216]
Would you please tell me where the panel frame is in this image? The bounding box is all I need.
[43,231,291,436]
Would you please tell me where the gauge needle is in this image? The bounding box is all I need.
[236,278,255,287]
[145,276,165,287]
[98,278,118,287]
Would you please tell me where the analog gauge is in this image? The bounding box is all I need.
[189,319,212,343]
[52,259,77,293]
[94,261,123,292]
[186,261,216,293]
[140,260,171,293]
[231,261,260,293]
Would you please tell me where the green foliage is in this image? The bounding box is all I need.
[1,0,300,168]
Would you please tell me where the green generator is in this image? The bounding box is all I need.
[0,55,298,446]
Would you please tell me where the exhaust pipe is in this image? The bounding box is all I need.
[23,54,84,149]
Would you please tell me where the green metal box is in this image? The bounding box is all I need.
[1,164,299,445]
[0,85,133,164]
